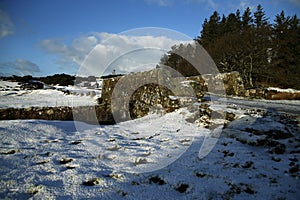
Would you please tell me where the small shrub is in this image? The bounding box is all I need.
[149,176,166,185]
[59,158,73,164]
[175,183,189,193]
[82,178,102,186]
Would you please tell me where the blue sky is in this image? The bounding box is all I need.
[0,0,299,77]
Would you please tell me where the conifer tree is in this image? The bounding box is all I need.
[160,5,300,89]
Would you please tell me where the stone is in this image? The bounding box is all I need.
[46,109,54,115]
[226,112,236,121]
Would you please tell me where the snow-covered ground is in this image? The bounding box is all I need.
[0,98,299,199]
[205,94,300,115]
[0,81,100,108]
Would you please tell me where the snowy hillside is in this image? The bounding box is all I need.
[0,99,299,199]
[0,81,100,108]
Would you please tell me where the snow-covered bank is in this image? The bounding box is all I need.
[0,81,100,108]
[205,94,300,115]
[0,103,299,199]
[267,87,300,94]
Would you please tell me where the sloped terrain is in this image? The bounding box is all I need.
[0,81,100,108]
[0,100,299,199]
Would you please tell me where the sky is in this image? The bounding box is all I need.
[0,0,299,77]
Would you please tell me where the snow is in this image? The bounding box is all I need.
[168,95,178,100]
[0,81,19,88]
[0,80,299,199]
[267,87,300,94]
[206,94,300,115]
[0,81,100,108]
[78,108,208,173]
[1,99,299,199]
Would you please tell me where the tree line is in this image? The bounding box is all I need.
[160,5,300,89]
[1,74,106,86]
[1,74,75,86]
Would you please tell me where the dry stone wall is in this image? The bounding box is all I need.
[193,71,245,96]
[99,69,202,122]
[0,105,115,125]
[2,70,298,124]
[99,70,246,122]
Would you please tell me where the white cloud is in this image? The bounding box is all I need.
[80,33,190,76]
[289,0,300,7]
[0,59,40,76]
[186,0,217,9]
[108,48,166,74]
[238,0,254,11]
[39,34,101,67]
[39,32,190,76]
[0,9,15,38]
[207,0,216,9]
[145,0,173,6]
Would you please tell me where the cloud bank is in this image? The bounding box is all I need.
[39,34,100,66]
[289,0,300,7]
[0,9,15,38]
[0,59,40,76]
[39,31,190,76]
